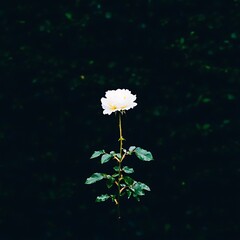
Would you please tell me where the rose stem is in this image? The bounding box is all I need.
[117,111,124,220]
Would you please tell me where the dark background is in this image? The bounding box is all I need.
[0,0,240,239]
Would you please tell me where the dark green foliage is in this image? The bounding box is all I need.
[85,173,105,184]
[90,150,105,159]
[96,194,111,202]
[123,176,134,186]
[100,153,112,164]
[122,166,134,174]
[106,176,115,189]
[129,181,151,199]
[134,147,154,161]
[85,146,153,203]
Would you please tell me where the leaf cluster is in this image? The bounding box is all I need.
[85,146,153,203]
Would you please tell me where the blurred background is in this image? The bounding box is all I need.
[0,0,239,239]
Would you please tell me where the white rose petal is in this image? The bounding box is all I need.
[101,89,137,115]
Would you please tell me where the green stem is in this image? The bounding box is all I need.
[119,112,123,157]
[117,112,124,220]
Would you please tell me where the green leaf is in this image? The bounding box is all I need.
[122,166,134,174]
[126,189,132,199]
[129,181,151,198]
[128,146,136,153]
[123,176,134,185]
[134,147,154,161]
[101,153,112,164]
[113,166,120,172]
[96,194,110,202]
[85,173,104,184]
[132,181,151,195]
[137,182,151,192]
[106,177,115,188]
[90,150,105,159]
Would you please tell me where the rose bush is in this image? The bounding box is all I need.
[86,89,153,219]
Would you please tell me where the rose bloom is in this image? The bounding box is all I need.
[101,89,137,115]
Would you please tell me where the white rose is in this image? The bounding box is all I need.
[101,89,137,115]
